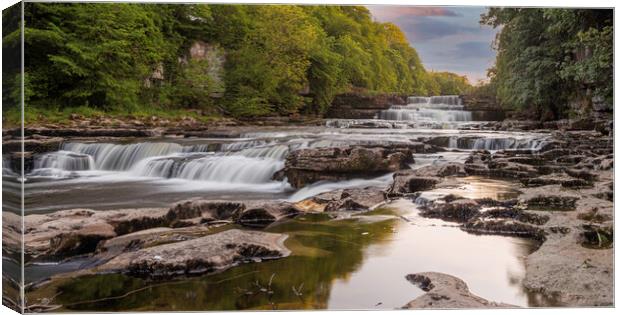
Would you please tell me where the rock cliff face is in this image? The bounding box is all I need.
[326,93,408,119]
[187,41,226,97]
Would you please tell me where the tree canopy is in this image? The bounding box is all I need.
[480,8,613,119]
[3,3,474,120]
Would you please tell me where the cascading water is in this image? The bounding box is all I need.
[2,156,16,176]
[445,136,548,151]
[129,144,289,184]
[378,95,472,123]
[34,151,95,171]
[31,140,296,184]
[63,142,183,171]
[175,155,283,183]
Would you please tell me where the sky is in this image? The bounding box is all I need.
[367,5,499,84]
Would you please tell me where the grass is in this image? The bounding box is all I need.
[2,105,225,129]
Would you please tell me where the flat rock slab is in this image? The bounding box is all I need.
[24,208,170,259]
[95,226,214,260]
[96,229,290,278]
[523,229,613,306]
[403,272,515,309]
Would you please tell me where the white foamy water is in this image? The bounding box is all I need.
[288,173,394,202]
[378,95,472,123]
[446,136,548,151]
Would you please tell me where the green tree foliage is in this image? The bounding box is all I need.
[7,3,472,120]
[481,8,613,119]
[427,71,472,95]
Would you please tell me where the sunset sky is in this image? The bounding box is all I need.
[367,5,499,84]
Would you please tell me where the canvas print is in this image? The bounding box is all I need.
[1,1,614,312]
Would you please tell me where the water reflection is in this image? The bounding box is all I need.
[36,194,538,311]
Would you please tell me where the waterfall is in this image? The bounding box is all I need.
[378,108,472,122]
[445,136,548,151]
[132,154,284,184]
[34,151,95,171]
[407,95,462,106]
[2,156,16,176]
[379,95,471,123]
[48,140,293,183]
[176,156,283,183]
[63,142,183,171]
[234,144,290,160]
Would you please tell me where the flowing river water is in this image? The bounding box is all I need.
[7,96,555,310]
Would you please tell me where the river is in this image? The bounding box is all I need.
[7,95,555,310]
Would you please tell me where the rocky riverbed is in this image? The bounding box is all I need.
[2,96,613,311]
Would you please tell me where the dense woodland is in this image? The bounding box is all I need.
[479,8,613,119]
[2,4,613,123]
[2,3,471,122]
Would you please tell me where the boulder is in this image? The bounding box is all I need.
[283,146,413,188]
[386,163,464,197]
[235,201,300,228]
[294,187,386,212]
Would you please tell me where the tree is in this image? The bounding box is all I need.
[481,8,613,118]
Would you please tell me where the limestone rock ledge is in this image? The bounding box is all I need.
[402,272,515,309]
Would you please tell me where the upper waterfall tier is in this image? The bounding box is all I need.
[378,95,470,123]
[407,95,462,106]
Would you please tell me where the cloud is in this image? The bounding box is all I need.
[368,6,461,21]
[397,17,478,42]
[450,41,496,59]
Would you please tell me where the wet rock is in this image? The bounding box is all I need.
[478,208,549,225]
[386,163,465,197]
[523,195,579,211]
[284,146,413,188]
[556,155,586,164]
[96,229,290,278]
[8,151,34,173]
[465,153,539,179]
[463,219,545,240]
[295,187,386,212]
[564,169,598,181]
[3,137,64,155]
[23,208,170,260]
[521,174,592,189]
[403,272,515,308]
[474,198,518,208]
[539,149,571,160]
[167,199,245,222]
[48,230,116,258]
[580,225,613,249]
[325,187,386,212]
[19,127,160,138]
[419,199,481,223]
[235,201,300,228]
[387,174,440,197]
[577,208,612,223]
